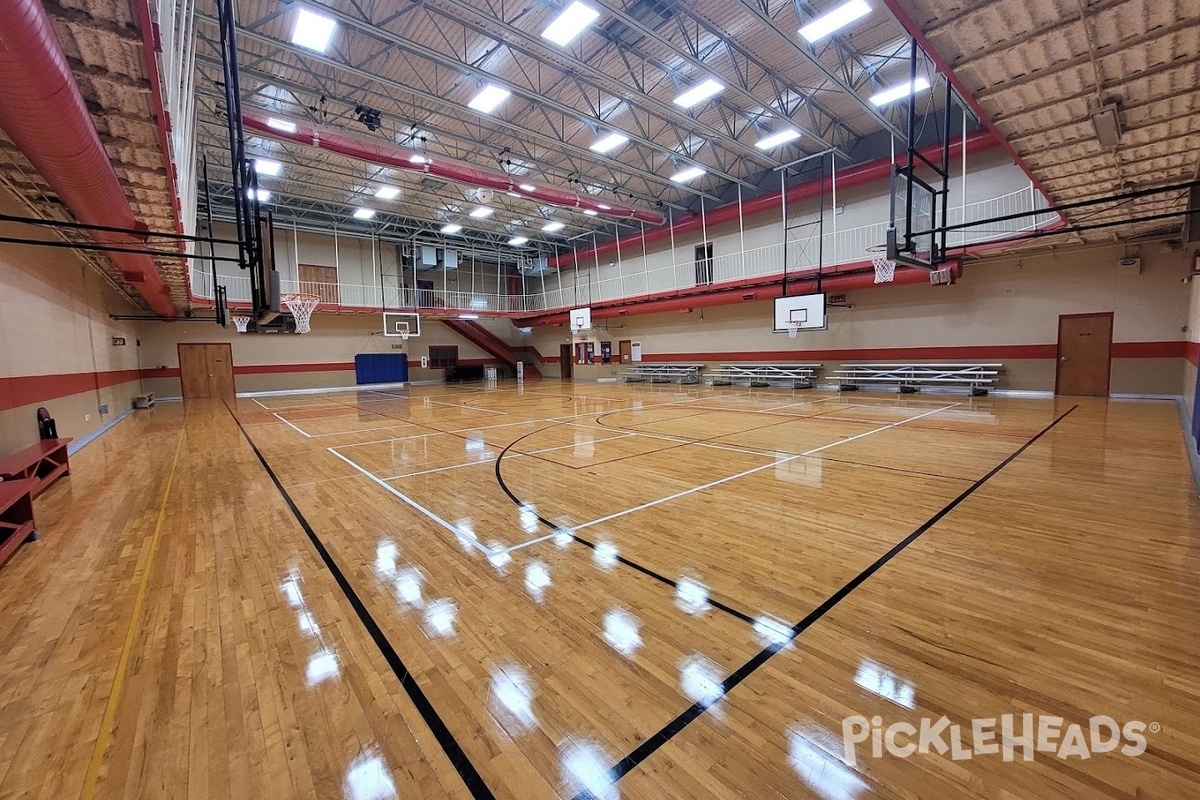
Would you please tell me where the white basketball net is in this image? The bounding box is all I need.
[232,315,251,333]
[786,322,801,339]
[872,255,896,284]
[282,293,320,334]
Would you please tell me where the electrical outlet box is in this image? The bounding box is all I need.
[98,404,109,415]
[85,414,91,422]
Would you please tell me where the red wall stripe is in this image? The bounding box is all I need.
[1186,341,1200,367]
[0,369,142,412]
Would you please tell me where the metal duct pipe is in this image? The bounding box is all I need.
[550,131,998,270]
[0,0,178,317]
[242,111,667,225]
[514,261,961,327]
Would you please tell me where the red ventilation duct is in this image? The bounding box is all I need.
[242,111,667,225]
[551,130,998,270]
[0,0,178,317]
[514,261,961,327]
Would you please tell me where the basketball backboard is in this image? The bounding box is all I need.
[889,169,937,268]
[569,307,592,333]
[383,311,421,338]
[773,293,826,333]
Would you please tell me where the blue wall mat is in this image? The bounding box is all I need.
[1192,364,1200,453]
[355,353,409,385]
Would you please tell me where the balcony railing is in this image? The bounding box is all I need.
[188,185,1057,316]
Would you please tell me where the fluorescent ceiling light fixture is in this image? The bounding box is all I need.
[374,185,400,200]
[458,313,480,319]
[247,188,271,202]
[799,0,871,43]
[590,132,629,153]
[410,154,429,165]
[597,203,612,210]
[869,76,931,106]
[541,1,600,46]
[541,221,565,232]
[266,118,297,134]
[441,223,463,234]
[469,206,494,219]
[673,79,724,108]
[518,183,537,192]
[467,84,511,114]
[506,191,521,198]
[755,129,802,150]
[291,8,337,53]
[582,209,598,216]
[670,166,707,183]
[352,208,376,220]
[253,158,282,176]
[507,236,529,245]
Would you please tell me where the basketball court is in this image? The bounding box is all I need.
[1,0,1200,797]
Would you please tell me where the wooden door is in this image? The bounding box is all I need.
[559,344,573,379]
[1056,313,1113,396]
[618,339,632,364]
[178,344,235,399]
[299,264,340,304]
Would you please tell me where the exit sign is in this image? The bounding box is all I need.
[828,294,847,305]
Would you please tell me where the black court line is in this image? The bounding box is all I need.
[228,405,497,800]
[570,404,1077,800]
[493,425,757,626]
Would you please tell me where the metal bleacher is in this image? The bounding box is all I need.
[829,363,1002,395]
[619,364,705,384]
[705,364,821,389]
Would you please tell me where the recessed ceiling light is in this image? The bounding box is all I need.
[410,154,429,165]
[869,77,931,106]
[755,129,802,150]
[590,132,629,154]
[253,158,282,176]
[673,79,724,109]
[518,183,537,192]
[508,236,529,246]
[469,206,494,218]
[352,208,376,220]
[582,209,598,216]
[375,186,400,200]
[542,221,565,232]
[247,188,272,202]
[799,0,871,43]
[468,84,511,114]
[458,313,481,319]
[266,118,297,134]
[291,8,337,53]
[441,223,463,234]
[670,166,707,183]
[541,1,600,46]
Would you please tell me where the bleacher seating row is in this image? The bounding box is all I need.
[616,362,1002,395]
[706,364,821,389]
[619,364,705,384]
[830,363,1001,395]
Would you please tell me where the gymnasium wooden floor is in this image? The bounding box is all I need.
[1,381,1198,799]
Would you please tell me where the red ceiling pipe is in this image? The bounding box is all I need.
[243,111,666,225]
[550,130,998,270]
[0,0,178,317]
[515,261,960,327]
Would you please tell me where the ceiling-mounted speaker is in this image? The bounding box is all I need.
[1117,256,1141,271]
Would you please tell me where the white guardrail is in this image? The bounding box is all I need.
[189,186,1057,313]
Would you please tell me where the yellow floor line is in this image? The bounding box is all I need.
[80,432,186,800]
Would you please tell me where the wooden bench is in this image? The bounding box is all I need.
[830,363,1001,396]
[0,438,74,498]
[0,478,39,569]
[706,364,822,389]
[619,364,704,385]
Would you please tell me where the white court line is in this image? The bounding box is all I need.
[381,433,636,480]
[327,448,495,556]
[564,421,796,459]
[759,396,842,412]
[273,412,313,438]
[252,397,271,409]
[500,402,960,555]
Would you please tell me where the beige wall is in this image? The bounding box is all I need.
[0,188,143,453]
[139,313,527,396]
[536,242,1192,394]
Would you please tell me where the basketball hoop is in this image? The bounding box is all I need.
[281,293,320,334]
[868,245,895,284]
[232,315,251,333]
[786,321,801,339]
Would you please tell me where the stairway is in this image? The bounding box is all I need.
[443,318,542,378]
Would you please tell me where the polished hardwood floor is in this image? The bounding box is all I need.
[1,381,1198,799]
